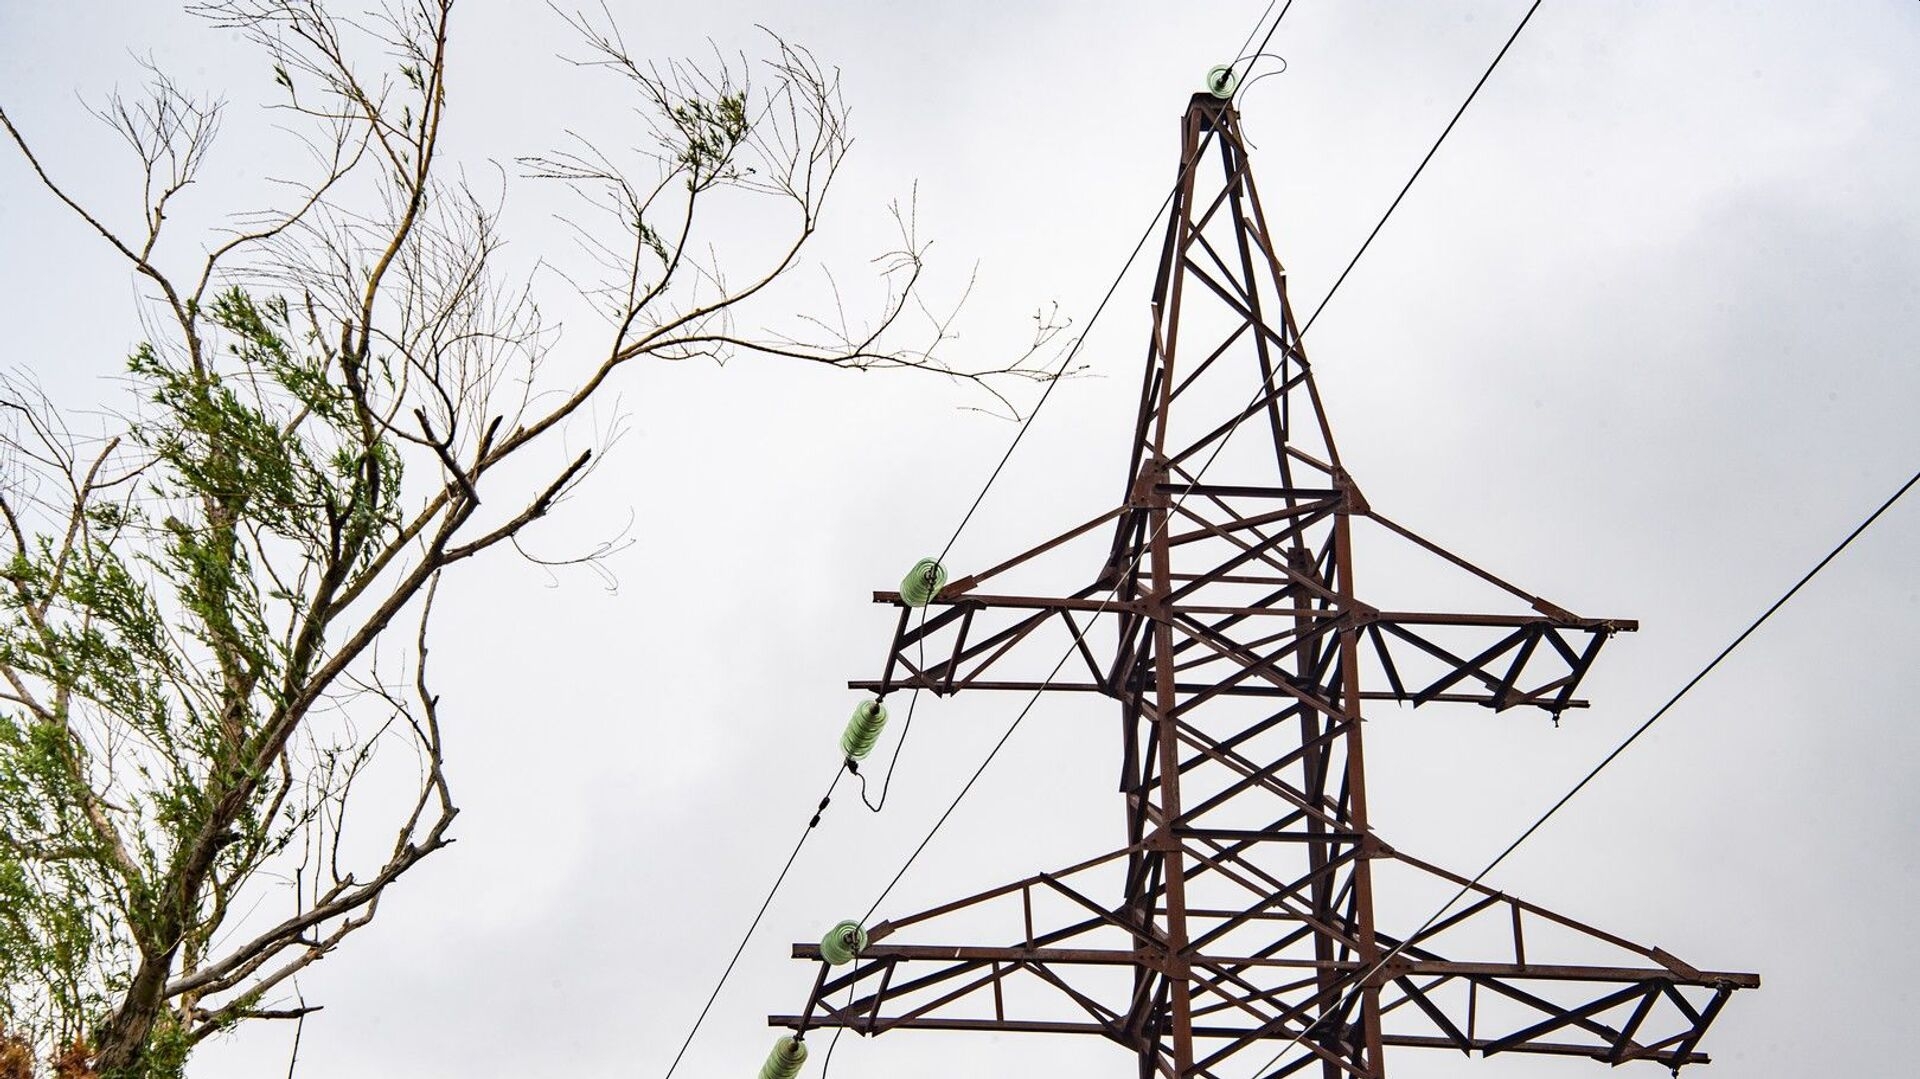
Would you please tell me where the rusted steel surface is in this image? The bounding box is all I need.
[777,93,1753,1077]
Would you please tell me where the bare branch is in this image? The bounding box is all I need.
[0,6,1059,1072]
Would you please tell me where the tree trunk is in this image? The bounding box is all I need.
[92,950,175,1075]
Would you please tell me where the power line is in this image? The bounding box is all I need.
[659,766,844,1079]
[1489,463,1920,891]
[1181,0,1546,541]
[1239,0,1295,95]
[932,159,1176,569]
[856,607,930,812]
[1300,0,1542,336]
[1251,460,1920,1077]
[859,623,1082,922]
[1233,0,1284,73]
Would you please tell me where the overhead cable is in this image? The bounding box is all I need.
[1253,460,1920,1077]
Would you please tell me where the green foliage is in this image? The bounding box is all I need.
[671,90,750,188]
[0,723,127,1050]
[0,287,406,1070]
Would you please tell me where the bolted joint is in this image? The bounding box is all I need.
[1357,832,1395,859]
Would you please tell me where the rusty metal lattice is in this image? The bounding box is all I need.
[773,94,1755,1079]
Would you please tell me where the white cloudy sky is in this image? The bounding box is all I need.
[2,2,1918,1078]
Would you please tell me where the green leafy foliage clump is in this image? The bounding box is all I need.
[0,287,413,1075]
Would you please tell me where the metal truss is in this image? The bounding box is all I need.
[774,93,1754,1079]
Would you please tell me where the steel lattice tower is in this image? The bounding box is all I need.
[774,93,1755,1078]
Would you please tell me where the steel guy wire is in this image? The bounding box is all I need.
[1249,461,1920,1079]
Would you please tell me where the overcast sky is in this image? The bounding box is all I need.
[3,2,1918,1078]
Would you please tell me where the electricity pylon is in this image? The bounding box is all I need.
[773,91,1755,1078]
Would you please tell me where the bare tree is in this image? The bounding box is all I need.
[0,2,1067,1075]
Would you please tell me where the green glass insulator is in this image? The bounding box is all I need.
[819,919,868,966]
[758,1036,807,1079]
[840,699,888,761]
[900,558,949,607]
[1205,63,1239,98]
